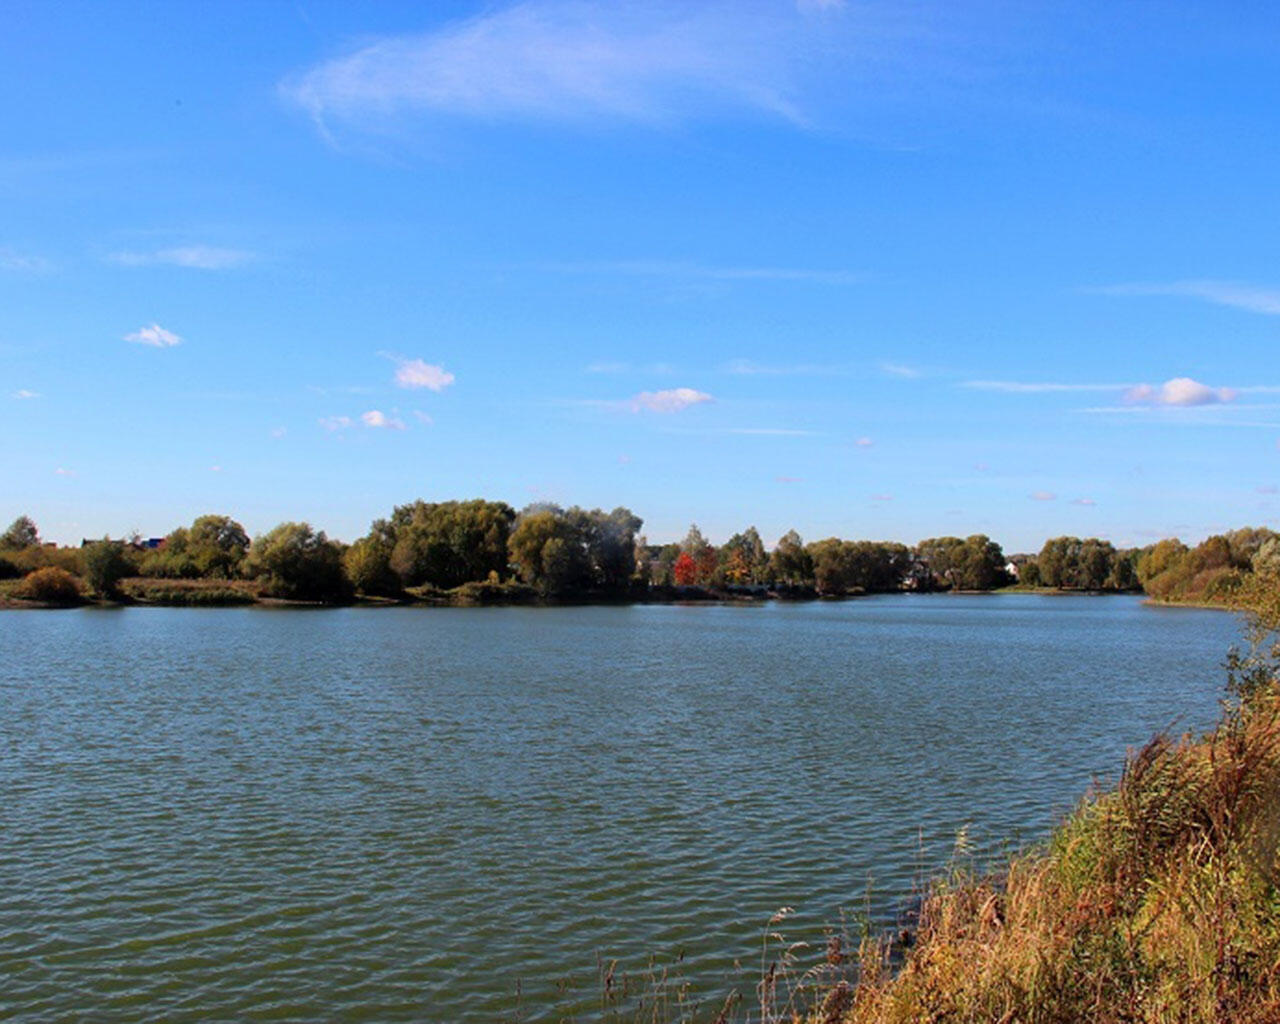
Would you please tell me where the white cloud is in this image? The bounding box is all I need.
[393,357,455,391]
[1030,491,1057,501]
[55,467,75,477]
[630,387,713,413]
[108,246,253,270]
[124,323,182,347]
[1123,377,1236,407]
[855,436,873,447]
[319,415,353,431]
[1071,497,1097,506]
[1097,280,1280,316]
[210,465,223,473]
[12,388,40,399]
[362,409,406,429]
[879,362,920,378]
[271,427,288,439]
[412,410,434,425]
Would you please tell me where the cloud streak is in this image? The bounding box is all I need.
[1096,280,1280,316]
[962,380,1123,394]
[108,246,254,270]
[553,260,862,284]
[0,249,53,272]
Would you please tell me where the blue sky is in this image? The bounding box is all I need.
[3,0,1279,551]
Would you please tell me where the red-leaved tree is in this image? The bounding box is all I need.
[673,551,698,586]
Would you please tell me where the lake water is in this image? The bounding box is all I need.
[0,595,1243,1020]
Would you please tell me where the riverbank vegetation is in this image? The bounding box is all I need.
[1,506,1275,611]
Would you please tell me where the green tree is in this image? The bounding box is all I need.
[507,508,591,595]
[1,515,39,548]
[343,537,399,596]
[187,514,250,577]
[569,506,643,588]
[386,499,515,588]
[83,538,131,598]
[769,529,813,585]
[243,522,349,600]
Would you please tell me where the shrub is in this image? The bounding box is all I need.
[120,579,257,606]
[14,567,82,603]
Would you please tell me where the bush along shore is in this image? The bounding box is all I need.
[0,505,1276,610]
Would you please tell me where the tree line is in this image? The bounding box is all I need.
[1,506,1275,605]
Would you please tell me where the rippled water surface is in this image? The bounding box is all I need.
[0,596,1241,1020]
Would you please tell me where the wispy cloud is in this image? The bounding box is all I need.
[962,380,1123,394]
[1030,490,1057,501]
[55,467,75,477]
[271,427,288,439]
[108,245,254,270]
[361,409,406,429]
[412,410,434,425]
[284,3,816,133]
[554,260,862,284]
[124,323,181,348]
[776,475,803,484]
[390,356,455,391]
[871,493,894,501]
[879,362,920,378]
[725,427,816,436]
[1071,497,1097,506]
[854,436,873,448]
[12,388,40,399]
[723,359,855,375]
[1123,377,1235,407]
[319,415,353,432]
[631,387,713,413]
[283,1,961,141]
[1095,280,1280,316]
[0,248,53,272]
[586,360,676,375]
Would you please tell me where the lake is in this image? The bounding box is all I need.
[0,595,1243,1020]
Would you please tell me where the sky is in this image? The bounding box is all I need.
[3,0,1279,552]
